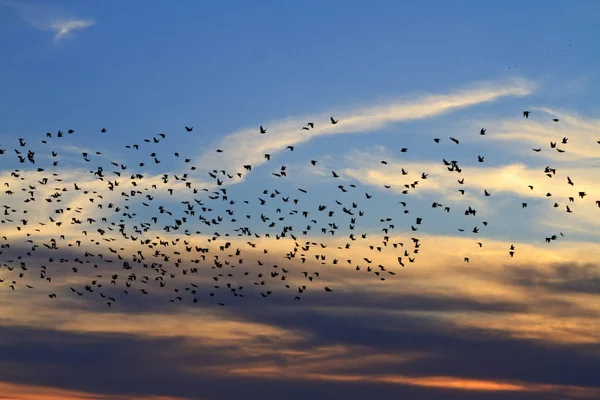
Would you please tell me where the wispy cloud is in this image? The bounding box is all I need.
[463,107,600,163]
[0,380,191,400]
[49,19,94,41]
[193,78,536,179]
[342,149,599,202]
[0,0,94,41]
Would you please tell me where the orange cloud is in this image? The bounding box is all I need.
[220,368,600,398]
[0,380,192,400]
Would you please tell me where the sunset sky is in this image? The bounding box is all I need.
[1,1,600,399]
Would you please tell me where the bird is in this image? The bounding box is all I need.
[0,104,592,313]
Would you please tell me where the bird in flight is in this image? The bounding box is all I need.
[0,63,590,313]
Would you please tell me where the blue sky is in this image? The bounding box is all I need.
[1,0,598,242]
[1,1,600,400]
[2,0,598,133]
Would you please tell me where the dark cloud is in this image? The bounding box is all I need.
[0,290,598,400]
[222,302,600,387]
[501,261,600,295]
[0,321,589,400]
[1,237,600,399]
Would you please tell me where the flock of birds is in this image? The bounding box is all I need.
[0,109,599,308]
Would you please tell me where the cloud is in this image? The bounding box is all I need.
[192,78,535,181]
[223,367,600,399]
[0,0,94,41]
[2,230,599,344]
[0,380,190,400]
[49,19,95,41]
[462,107,600,163]
[3,72,600,399]
[342,150,599,204]
[0,229,599,398]
[0,292,599,399]
[0,78,540,252]
[331,141,600,239]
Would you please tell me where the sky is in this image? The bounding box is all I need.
[1,0,600,399]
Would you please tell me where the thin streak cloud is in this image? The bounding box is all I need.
[194,78,536,177]
[0,0,94,41]
[50,19,95,41]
